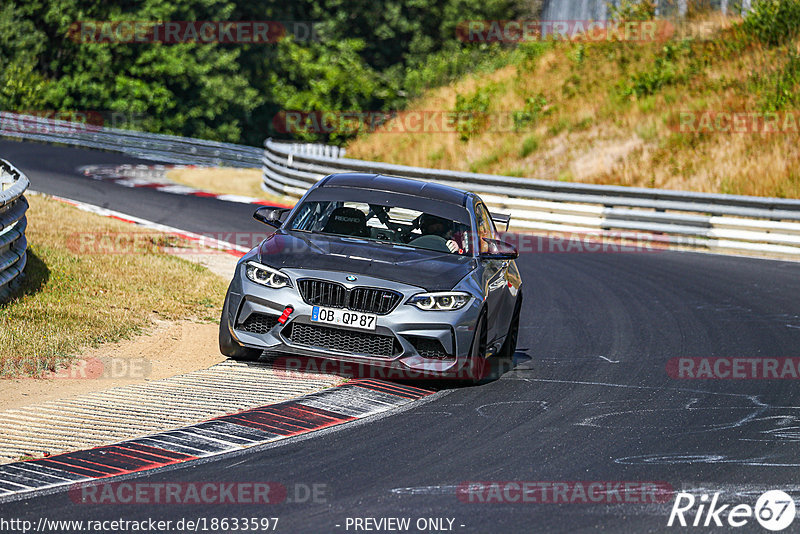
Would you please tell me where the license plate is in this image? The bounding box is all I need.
[311,307,377,331]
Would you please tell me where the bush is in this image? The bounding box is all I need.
[743,0,800,46]
[519,135,539,157]
[622,43,688,98]
[453,87,493,141]
[401,44,510,98]
[514,41,551,68]
[609,0,658,21]
[512,93,548,131]
[757,51,800,111]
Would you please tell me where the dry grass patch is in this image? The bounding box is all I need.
[0,195,228,377]
[167,167,296,206]
[346,11,800,199]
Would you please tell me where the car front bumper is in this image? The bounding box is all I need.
[223,260,483,377]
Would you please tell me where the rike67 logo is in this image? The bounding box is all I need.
[668,490,796,531]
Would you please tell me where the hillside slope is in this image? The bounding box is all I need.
[347,7,800,198]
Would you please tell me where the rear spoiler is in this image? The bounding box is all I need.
[490,212,511,232]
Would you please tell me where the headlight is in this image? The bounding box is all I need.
[407,292,472,311]
[245,261,291,288]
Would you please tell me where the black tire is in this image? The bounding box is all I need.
[495,293,522,376]
[459,311,488,386]
[219,295,262,361]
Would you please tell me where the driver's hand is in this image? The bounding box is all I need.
[446,239,459,253]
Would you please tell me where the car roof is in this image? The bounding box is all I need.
[317,173,470,206]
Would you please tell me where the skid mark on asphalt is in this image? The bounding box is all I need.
[0,380,433,501]
[475,400,549,418]
[514,355,621,365]
[577,405,764,433]
[505,377,800,467]
[391,485,459,495]
[506,377,769,402]
[615,453,800,467]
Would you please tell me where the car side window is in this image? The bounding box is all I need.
[474,203,498,253]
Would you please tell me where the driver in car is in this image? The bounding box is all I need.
[416,213,463,254]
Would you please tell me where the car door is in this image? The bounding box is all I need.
[474,201,512,345]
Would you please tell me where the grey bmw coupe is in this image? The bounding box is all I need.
[219,173,522,382]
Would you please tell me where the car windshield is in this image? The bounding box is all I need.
[287,200,471,255]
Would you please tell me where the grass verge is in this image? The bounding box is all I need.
[0,195,228,377]
[346,4,800,198]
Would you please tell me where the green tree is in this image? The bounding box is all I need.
[0,3,49,110]
[6,0,259,142]
[1,0,523,144]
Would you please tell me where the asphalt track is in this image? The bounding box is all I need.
[2,139,800,532]
[0,139,264,237]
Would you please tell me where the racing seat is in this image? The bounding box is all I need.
[322,207,369,237]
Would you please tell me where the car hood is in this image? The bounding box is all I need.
[258,231,476,291]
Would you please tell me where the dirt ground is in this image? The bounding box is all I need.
[0,319,225,411]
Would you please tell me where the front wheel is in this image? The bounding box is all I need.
[496,293,522,374]
[460,311,488,385]
[219,295,263,361]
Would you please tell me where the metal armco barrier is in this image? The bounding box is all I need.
[0,112,262,167]
[0,159,29,301]
[263,139,800,257]
[3,109,797,258]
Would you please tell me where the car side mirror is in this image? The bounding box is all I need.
[480,238,519,260]
[253,207,290,228]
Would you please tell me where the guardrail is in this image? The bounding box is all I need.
[0,112,262,167]
[3,110,798,258]
[263,139,800,257]
[0,159,29,301]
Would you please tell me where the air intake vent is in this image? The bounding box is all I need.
[406,336,453,360]
[285,323,399,358]
[297,279,348,308]
[297,279,402,315]
[348,288,402,315]
[238,313,279,334]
